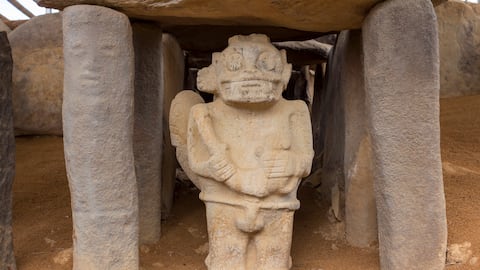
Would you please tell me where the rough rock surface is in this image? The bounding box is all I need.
[132,22,163,245]
[333,30,377,247]
[8,13,63,135]
[363,0,447,269]
[0,20,11,33]
[161,34,184,217]
[36,0,381,33]
[436,1,480,97]
[0,32,16,270]
[63,5,138,269]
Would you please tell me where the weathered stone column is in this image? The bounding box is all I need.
[363,0,447,269]
[63,5,138,270]
[0,32,16,270]
[319,31,377,247]
[160,34,184,217]
[132,22,163,244]
[336,31,377,248]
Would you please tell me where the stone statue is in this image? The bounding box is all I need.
[170,34,314,270]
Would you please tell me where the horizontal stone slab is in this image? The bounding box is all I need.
[35,0,444,32]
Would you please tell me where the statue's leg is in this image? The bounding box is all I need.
[363,0,447,269]
[132,22,163,245]
[63,5,138,270]
[0,32,16,270]
[254,210,294,270]
[205,202,249,270]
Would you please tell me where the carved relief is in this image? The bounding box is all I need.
[171,34,314,269]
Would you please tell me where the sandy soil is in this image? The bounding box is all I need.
[11,95,480,270]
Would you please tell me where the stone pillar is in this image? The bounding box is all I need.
[363,0,447,269]
[132,22,163,244]
[0,32,16,270]
[319,31,377,247]
[337,31,377,248]
[63,5,138,270]
[319,42,345,218]
[160,34,184,217]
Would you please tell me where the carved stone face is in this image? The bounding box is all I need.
[197,34,292,105]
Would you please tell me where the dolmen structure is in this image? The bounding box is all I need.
[0,0,448,269]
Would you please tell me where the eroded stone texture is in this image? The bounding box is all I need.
[0,20,11,33]
[363,0,447,269]
[63,5,138,269]
[0,32,16,270]
[132,22,163,245]
[160,34,185,217]
[436,1,480,97]
[171,34,314,270]
[8,13,63,135]
[36,0,381,33]
[326,30,377,247]
[317,46,345,218]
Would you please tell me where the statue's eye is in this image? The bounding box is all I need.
[256,52,278,71]
[225,53,243,71]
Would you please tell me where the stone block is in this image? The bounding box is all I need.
[8,13,63,135]
[0,31,16,270]
[436,1,480,97]
[161,34,184,217]
[132,22,163,245]
[63,5,138,269]
[363,0,447,268]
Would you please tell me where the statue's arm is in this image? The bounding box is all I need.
[262,101,314,180]
[289,102,315,177]
[187,104,236,182]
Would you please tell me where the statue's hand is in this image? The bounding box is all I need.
[207,147,236,182]
[262,151,301,194]
[262,151,297,179]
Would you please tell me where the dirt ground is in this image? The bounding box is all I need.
[11,95,480,270]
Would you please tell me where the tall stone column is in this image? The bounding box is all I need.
[160,34,184,217]
[63,5,138,270]
[363,0,447,269]
[0,32,16,270]
[319,31,377,247]
[132,22,163,245]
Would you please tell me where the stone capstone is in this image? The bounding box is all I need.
[8,13,63,135]
[35,0,379,32]
[63,5,138,269]
[0,31,16,270]
[436,1,480,97]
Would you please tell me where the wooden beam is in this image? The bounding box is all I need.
[0,14,10,22]
[7,0,34,18]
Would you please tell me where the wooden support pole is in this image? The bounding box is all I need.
[7,0,34,18]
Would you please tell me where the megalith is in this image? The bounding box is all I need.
[436,1,480,97]
[160,34,185,217]
[363,0,447,269]
[318,31,377,247]
[0,20,10,33]
[8,13,63,135]
[0,31,16,270]
[132,22,163,245]
[63,5,138,270]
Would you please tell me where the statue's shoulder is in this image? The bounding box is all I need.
[279,99,309,115]
[190,102,210,116]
